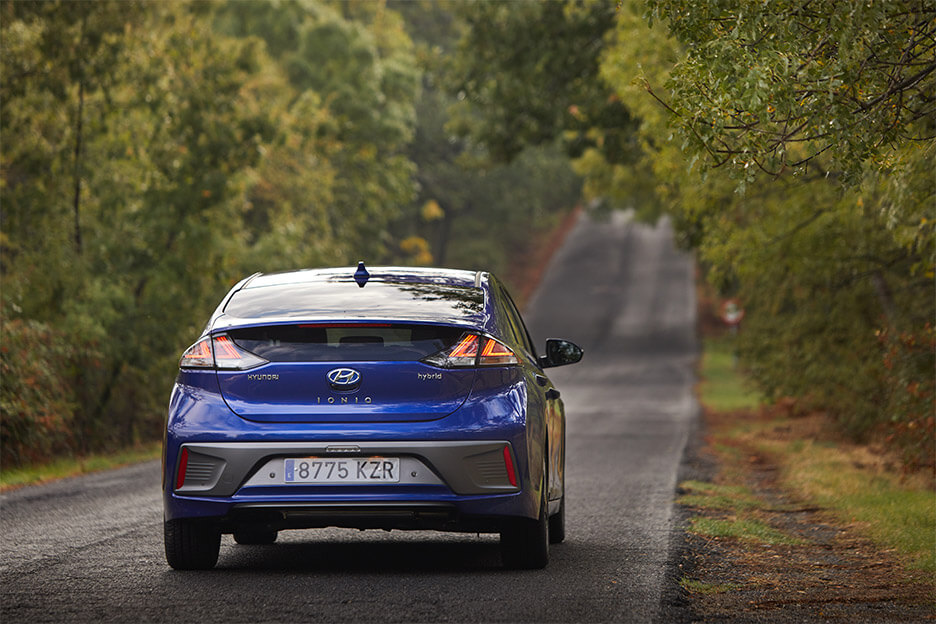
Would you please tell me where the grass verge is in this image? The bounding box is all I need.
[691,333,936,580]
[679,579,741,595]
[744,424,936,575]
[0,442,161,491]
[689,516,806,546]
[696,336,762,412]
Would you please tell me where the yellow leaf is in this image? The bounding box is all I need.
[421,200,444,222]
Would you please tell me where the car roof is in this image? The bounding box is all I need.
[208,266,491,332]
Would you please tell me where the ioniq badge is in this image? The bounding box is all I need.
[327,368,362,390]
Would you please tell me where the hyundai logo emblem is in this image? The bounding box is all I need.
[326,368,362,390]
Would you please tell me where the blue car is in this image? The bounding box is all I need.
[163,264,582,570]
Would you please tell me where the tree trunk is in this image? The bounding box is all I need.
[71,13,87,254]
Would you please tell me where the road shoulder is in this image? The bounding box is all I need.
[672,406,934,623]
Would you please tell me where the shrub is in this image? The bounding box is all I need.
[879,324,936,473]
[0,320,78,468]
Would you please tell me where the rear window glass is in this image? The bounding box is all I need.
[223,281,484,322]
[228,324,465,362]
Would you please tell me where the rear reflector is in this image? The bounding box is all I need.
[503,445,517,487]
[175,447,189,490]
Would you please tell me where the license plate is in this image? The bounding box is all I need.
[284,457,400,483]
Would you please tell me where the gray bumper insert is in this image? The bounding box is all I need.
[174,441,519,496]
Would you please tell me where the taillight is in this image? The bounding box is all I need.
[480,337,519,366]
[422,334,519,368]
[212,335,267,370]
[179,337,213,368]
[449,334,481,363]
[178,335,267,370]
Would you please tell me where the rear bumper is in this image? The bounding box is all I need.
[173,440,519,497]
[164,439,534,531]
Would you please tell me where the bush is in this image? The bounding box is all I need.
[878,324,936,472]
[0,320,78,468]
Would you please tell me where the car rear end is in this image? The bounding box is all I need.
[163,268,547,569]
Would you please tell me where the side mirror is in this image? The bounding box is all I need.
[540,339,583,368]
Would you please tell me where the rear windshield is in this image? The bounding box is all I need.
[227,324,464,362]
[223,281,484,323]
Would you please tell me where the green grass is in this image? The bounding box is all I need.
[697,336,762,411]
[677,480,763,512]
[0,442,162,490]
[777,440,936,576]
[696,333,936,580]
[851,487,936,574]
[689,516,806,545]
[679,579,741,595]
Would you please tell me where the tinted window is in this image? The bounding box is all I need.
[492,281,537,359]
[502,291,537,358]
[224,280,484,323]
[228,324,464,362]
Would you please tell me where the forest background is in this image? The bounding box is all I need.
[2,0,933,474]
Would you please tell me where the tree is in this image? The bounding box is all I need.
[1,0,147,320]
[643,0,935,184]
[446,0,934,466]
[637,0,935,267]
[1,1,336,462]
[448,0,635,165]
[606,0,934,464]
[392,0,584,279]
[214,0,422,261]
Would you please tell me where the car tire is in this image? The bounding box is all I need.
[164,519,221,570]
[548,492,566,544]
[233,528,278,545]
[500,469,549,569]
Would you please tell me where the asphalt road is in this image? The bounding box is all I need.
[0,210,698,623]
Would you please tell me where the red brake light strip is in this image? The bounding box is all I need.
[449,334,480,358]
[482,339,514,358]
[212,335,242,360]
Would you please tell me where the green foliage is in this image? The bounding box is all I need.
[214,0,421,261]
[637,0,936,268]
[447,0,934,466]
[0,321,79,468]
[644,0,936,184]
[876,324,936,470]
[0,0,421,467]
[440,145,582,287]
[0,1,586,469]
[724,192,930,444]
[448,0,635,166]
[604,1,934,463]
[698,337,762,412]
[395,0,583,276]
